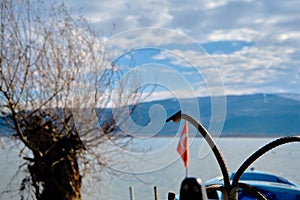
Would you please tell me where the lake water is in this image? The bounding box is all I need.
[0,137,299,200]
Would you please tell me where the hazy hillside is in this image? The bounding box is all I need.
[1,93,300,137]
[130,93,300,137]
[222,94,300,136]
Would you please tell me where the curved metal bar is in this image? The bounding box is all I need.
[179,113,231,195]
[230,182,267,200]
[232,136,300,187]
[206,184,228,200]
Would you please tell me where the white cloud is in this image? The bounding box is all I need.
[64,0,300,96]
[206,29,258,42]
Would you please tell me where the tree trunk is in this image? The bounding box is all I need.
[28,139,82,200]
[23,116,84,200]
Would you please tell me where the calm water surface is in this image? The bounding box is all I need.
[0,137,299,200]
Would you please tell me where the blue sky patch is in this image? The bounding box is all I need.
[201,40,254,55]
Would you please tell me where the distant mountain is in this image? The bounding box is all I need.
[129,93,300,137]
[222,93,300,136]
[1,93,299,137]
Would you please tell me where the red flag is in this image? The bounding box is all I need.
[177,121,189,169]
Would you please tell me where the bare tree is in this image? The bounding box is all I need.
[0,0,141,199]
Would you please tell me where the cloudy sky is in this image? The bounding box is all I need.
[64,0,300,100]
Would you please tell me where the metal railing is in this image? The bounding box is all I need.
[166,110,300,200]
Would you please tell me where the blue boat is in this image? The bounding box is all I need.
[205,170,300,200]
[167,170,300,200]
